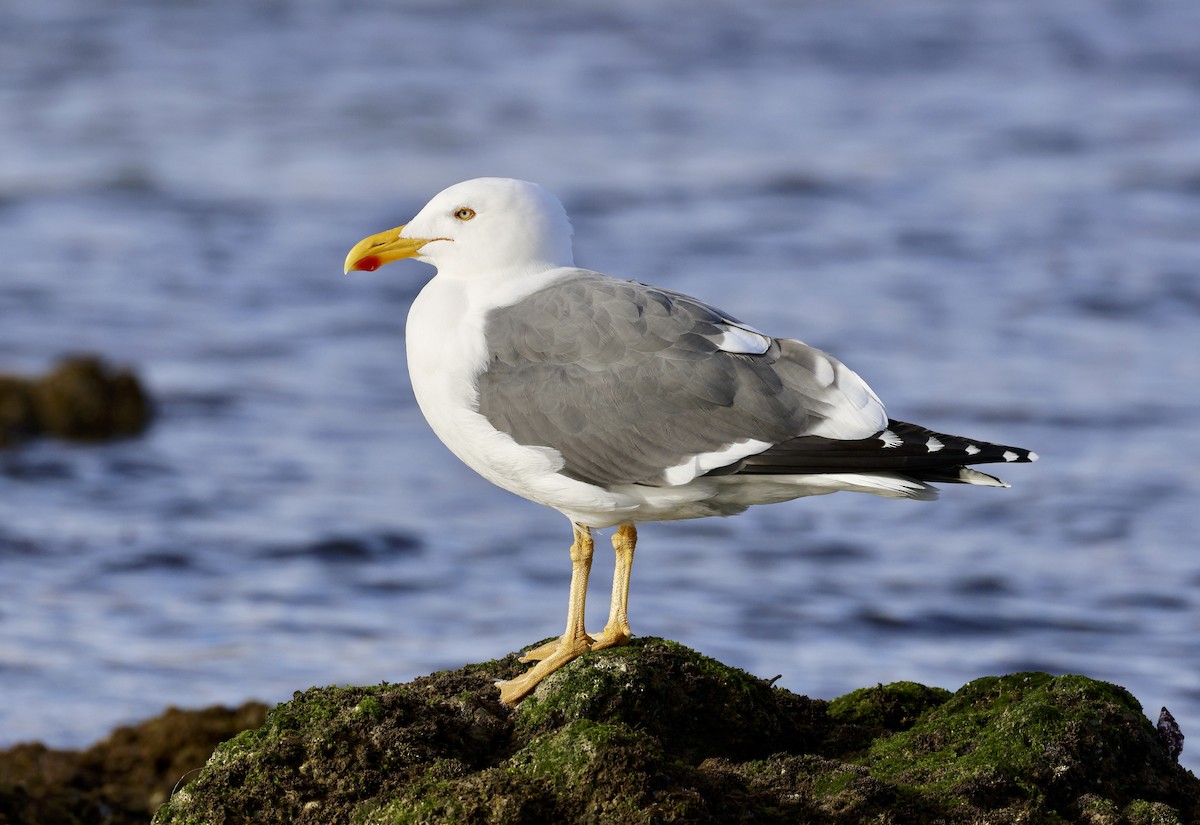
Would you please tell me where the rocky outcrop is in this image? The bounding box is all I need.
[148,639,1198,824]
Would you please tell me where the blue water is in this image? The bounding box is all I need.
[3,0,1200,772]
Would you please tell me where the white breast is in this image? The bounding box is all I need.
[404,269,630,521]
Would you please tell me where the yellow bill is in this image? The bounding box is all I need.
[343,225,433,273]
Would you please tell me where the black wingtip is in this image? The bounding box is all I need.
[713,419,1037,481]
[882,420,1037,467]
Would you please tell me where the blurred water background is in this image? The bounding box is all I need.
[2,0,1199,771]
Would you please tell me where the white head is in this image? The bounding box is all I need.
[344,178,575,278]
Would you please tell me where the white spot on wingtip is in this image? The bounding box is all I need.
[964,444,981,455]
[925,436,944,453]
[1027,451,1039,461]
[879,430,903,448]
[1002,450,1018,462]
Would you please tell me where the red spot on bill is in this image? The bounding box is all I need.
[353,255,382,272]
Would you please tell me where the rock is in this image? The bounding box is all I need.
[151,639,1200,824]
[0,702,268,825]
[0,376,38,446]
[0,356,152,447]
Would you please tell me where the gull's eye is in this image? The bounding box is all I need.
[454,207,476,221]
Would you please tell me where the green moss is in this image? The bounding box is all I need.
[514,638,710,725]
[1124,799,1183,825]
[354,696,385,722]
[513,653,621,731]
[1077,794,1121,824]
[504,720,661,820]
[828,681,952,732]
[862,672,1168,815]
[270,683,396,731]
[153,676,516,825]
[355,776,468,825]
[514,637,800,763]
[810,768,866,798]
[508,718,658,784]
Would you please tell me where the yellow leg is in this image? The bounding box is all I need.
[519,523,638,662]
[498,524,596,705]
[591,523,636,650]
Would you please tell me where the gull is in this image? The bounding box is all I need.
[345,177,1036,704]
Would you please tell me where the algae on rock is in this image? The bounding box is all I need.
[153,638,1199,825]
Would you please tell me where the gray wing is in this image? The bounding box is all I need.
[475,271,886,487]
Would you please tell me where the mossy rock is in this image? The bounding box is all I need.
[0,702,268,825]
[0,355,152,446]
[861,672,1191,822]
[827,680,953,732]
[153,640,1200,825]
[31,356,151,441]
[513,637,825,762]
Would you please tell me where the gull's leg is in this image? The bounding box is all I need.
[498,523,595,705]
[521,522,638,660]
[591,523,636,650]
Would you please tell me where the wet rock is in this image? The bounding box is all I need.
[0,702,268,825]
[152,639,1200,824]
[0,356,152,447]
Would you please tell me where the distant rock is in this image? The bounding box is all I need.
[0,702,268,825]
[0,356,151,447]
[149,639,1199,824]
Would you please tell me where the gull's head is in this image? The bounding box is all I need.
[344,177,575,277]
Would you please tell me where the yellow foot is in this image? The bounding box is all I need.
[518,635,588,663]
[498,634,592,705]
[520,622,633,662]
[589,624,632,652]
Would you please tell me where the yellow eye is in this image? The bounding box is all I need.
[454,207,476,221]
